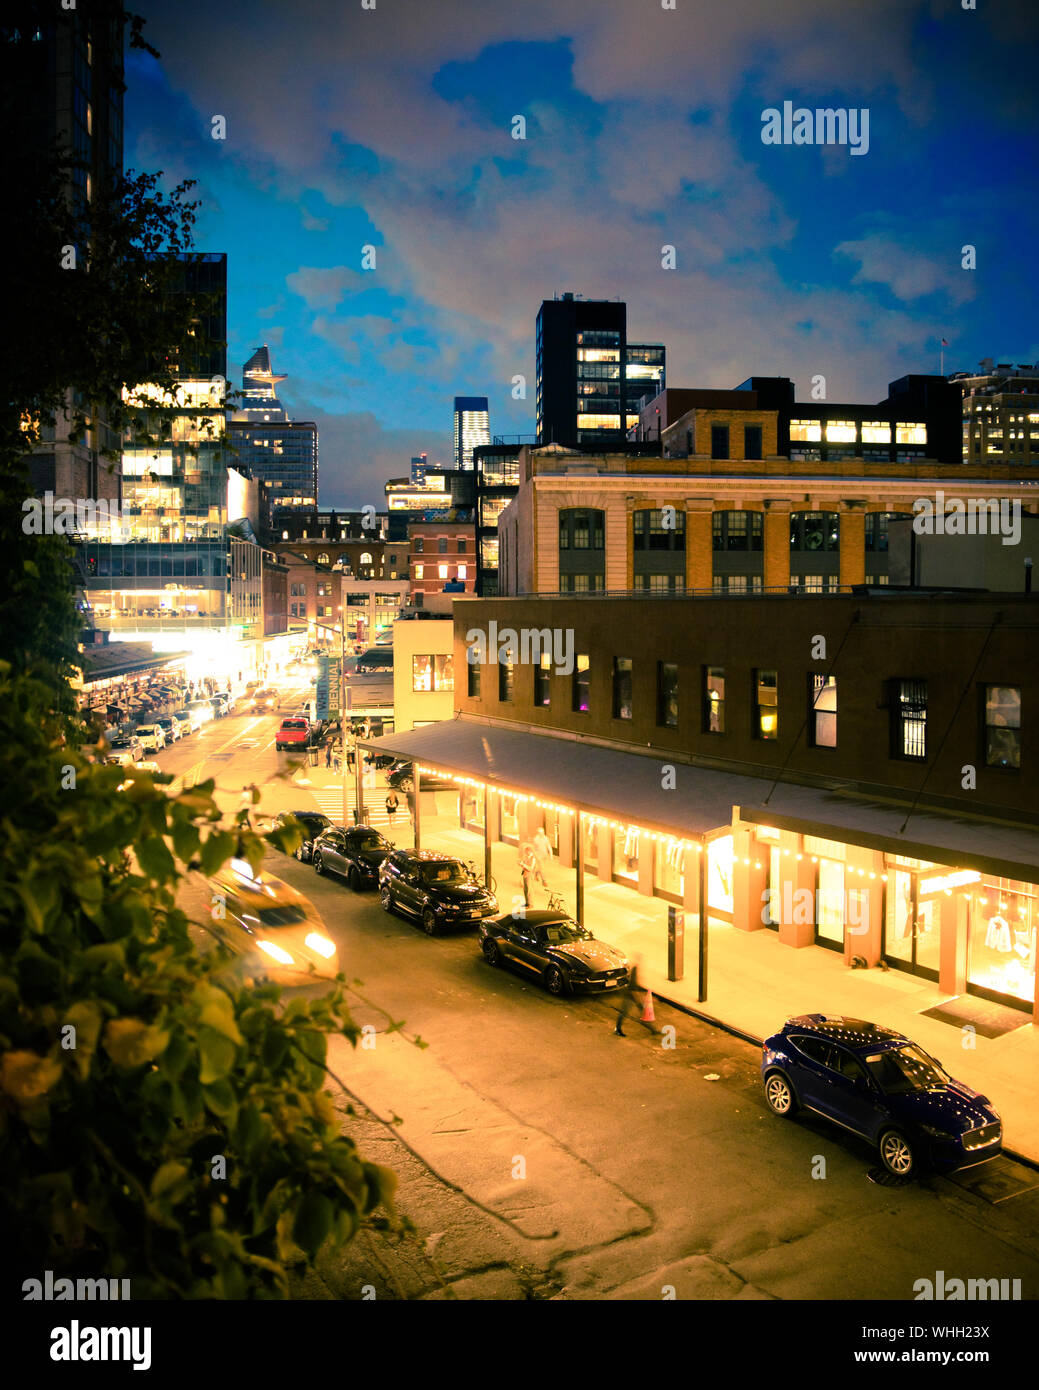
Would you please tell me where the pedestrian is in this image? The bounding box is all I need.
[532,826,553,883]
[614,957,657,1037]
[325,741,332,769]
[518,843,539,907]
[333,744,341,775]
[406,788,415,827]
[386,791,399,825]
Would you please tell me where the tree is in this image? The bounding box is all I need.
[0,3,403,1295]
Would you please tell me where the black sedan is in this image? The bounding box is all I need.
[479,910,630,997]
[264,810,333,863]
[385,762,458,793]
[379,849,498,934]
[313,826,392,889]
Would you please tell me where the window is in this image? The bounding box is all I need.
[438,564,449,579]
[984,685,1020,769]
[457,564,467,580]
[896,422,927,445]
[790,512,839,552]
[704,667,724,732]
[559,509,605,550]
[710,424,730,459]
[825,421,857,444]
[744,425,763,460]
[754,670,778,740]
[457,537,467,553]
[317,552,330,565]
[633,508,686,551]
[713,511,763,551]
[657,662,679,728]
[612,658,633,719]
[467,659,481,699]
[534,653,551,707]
[811,674,837,747]
[790,420,822,442]
[892,679,927,760]
[359,552,373,566]
[438,538,448,553]
[412,655,454,693]
[862,421,891,444]
[573,654,590,713]
[865,512,905,552]
[499,658,514,703]
[414,563,424,579]
[637,573,685,592]
[415,538,424,552]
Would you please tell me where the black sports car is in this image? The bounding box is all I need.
[384,762,458,793]
[265,810,334,863]
[312,826,392,889]
[378,849,498,933]
[479,910,630,996]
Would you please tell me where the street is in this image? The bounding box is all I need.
[162,695,1039,1300]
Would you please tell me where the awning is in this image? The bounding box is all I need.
[77,642,191,684]
[358,718,1039,883]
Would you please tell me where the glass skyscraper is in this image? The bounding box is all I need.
[229,347,318,508]
[453,396,490,471]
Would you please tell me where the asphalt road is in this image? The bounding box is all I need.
[158,695,1039,1301]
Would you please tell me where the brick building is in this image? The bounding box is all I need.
[407,520,476,599]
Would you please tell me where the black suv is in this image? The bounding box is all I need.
[265,811,333,863]
[313,826,392,889]
[378,849,499,934]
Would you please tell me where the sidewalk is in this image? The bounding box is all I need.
[396,800,1039,1169]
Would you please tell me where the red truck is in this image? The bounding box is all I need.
[275,716,311,752]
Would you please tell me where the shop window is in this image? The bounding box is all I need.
[891,678,927,760]
[816,859,845,949]
[810,674,837,747]
[467,659,481,699]
[969,880,1036,1005]
[573,654,590,712]
[612,657,633,720]
[657,661,678,728]
[984,685,1020,769]
[707,836,734,913]
[500,794,519,841]
[498,659,514,703]
[704,666,725,732]
[654,837,686,900]
[534,653,551,707]
[613,824,640,882]
[754,669,778,740]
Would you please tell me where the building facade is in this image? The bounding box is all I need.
[392,612,455,731]
[496,445,1039,597]
[229,346,318,510]
[951,360,1039,467]
[453,396,489,471]
[407,520,476,598]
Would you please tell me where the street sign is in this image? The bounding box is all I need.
[314,654,331,720]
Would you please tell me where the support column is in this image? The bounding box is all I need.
[938,889,968,999]
[413,767,421,850]
[575,812,585,927]
[732,824,767,931]
[483,786,492,889]
[354,750,364,827]
[697,841,708,1002]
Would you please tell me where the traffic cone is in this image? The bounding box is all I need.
[641,989,655,1024]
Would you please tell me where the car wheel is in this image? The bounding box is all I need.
[421,907,438,936]
[878,1129,916,1178]
[380,885,393,914]
[314,853,324,876]
[764,1070,798,1117]
[348,866,361,891]
[544,965,566,996]
[482,938,501,966]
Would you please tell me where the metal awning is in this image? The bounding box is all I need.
[357,718,1039,882]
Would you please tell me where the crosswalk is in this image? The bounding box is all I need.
[302,783,400,828]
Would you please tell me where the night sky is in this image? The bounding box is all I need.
[125,0,1039,507]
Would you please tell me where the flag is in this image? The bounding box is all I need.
[941,338,948,346]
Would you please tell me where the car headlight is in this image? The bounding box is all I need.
[256,940,294,965]
[304,932,337,959]
[919,1124,954,1140]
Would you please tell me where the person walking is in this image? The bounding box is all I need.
[532,826,553,884]
[324,740,333,769]
[332,743,341,775]
[385,791,400,827]
[518,842,539,907]
[614,957,657,1037]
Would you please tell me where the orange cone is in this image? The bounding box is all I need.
[641,989,655,1024]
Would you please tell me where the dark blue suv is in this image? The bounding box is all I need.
[761,1014,1002,1178]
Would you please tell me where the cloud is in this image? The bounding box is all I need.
[285,265,366,310]
[834,236,975,305]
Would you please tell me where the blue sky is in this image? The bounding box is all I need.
[125,0,1039,507]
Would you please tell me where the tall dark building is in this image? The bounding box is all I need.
[535,294,665,450]
[453,396,489,471]
[229,346,318,509]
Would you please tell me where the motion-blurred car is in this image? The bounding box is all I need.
[105,736,144,766]
[207,859,339,983]
[761,1014,1003,1178]
[479,910,630,996]
[262,810,333,862]
[209,695,228,718]
[378,849,498,934]
[313,826,392,890]
[174,708,199,735]
[251,688,279,713]
[135,723,166,752]
[155,715,182,743]
[188,699,214,725]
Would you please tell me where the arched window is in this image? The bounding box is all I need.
[360,551,373,566]
[317,552,330,565]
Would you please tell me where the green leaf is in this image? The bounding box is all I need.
[63,1000,104,1080]
[292,1193,333,1260]
[135,834,176,881]
[198,1025,237,1084]
[202,1078,237,1123]
[200,830,236,876]
[103,1018,171,1068]
[150,1160,189,1199]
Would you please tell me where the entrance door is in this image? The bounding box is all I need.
[815,859,845,951]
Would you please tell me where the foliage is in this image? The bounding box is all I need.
[0,666,398,1296]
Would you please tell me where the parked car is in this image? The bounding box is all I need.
[385,762,457,793]
[760,1014,1003,1178]
[262,810,334,862]
[276,717,312,751]
[155,716,182,743]
[479,909,630,996]
[188,699,214,724]
[251,688,279,713]
[313,826,392,889]
[221,691,237,713]
[378,849,498,934]
[206,859,339,983]
[244,679,262,693]
[105,736,144,766]
[116,759,162,790]
[209,695,228,718]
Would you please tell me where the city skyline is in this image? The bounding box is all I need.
[125,0,1038,507]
